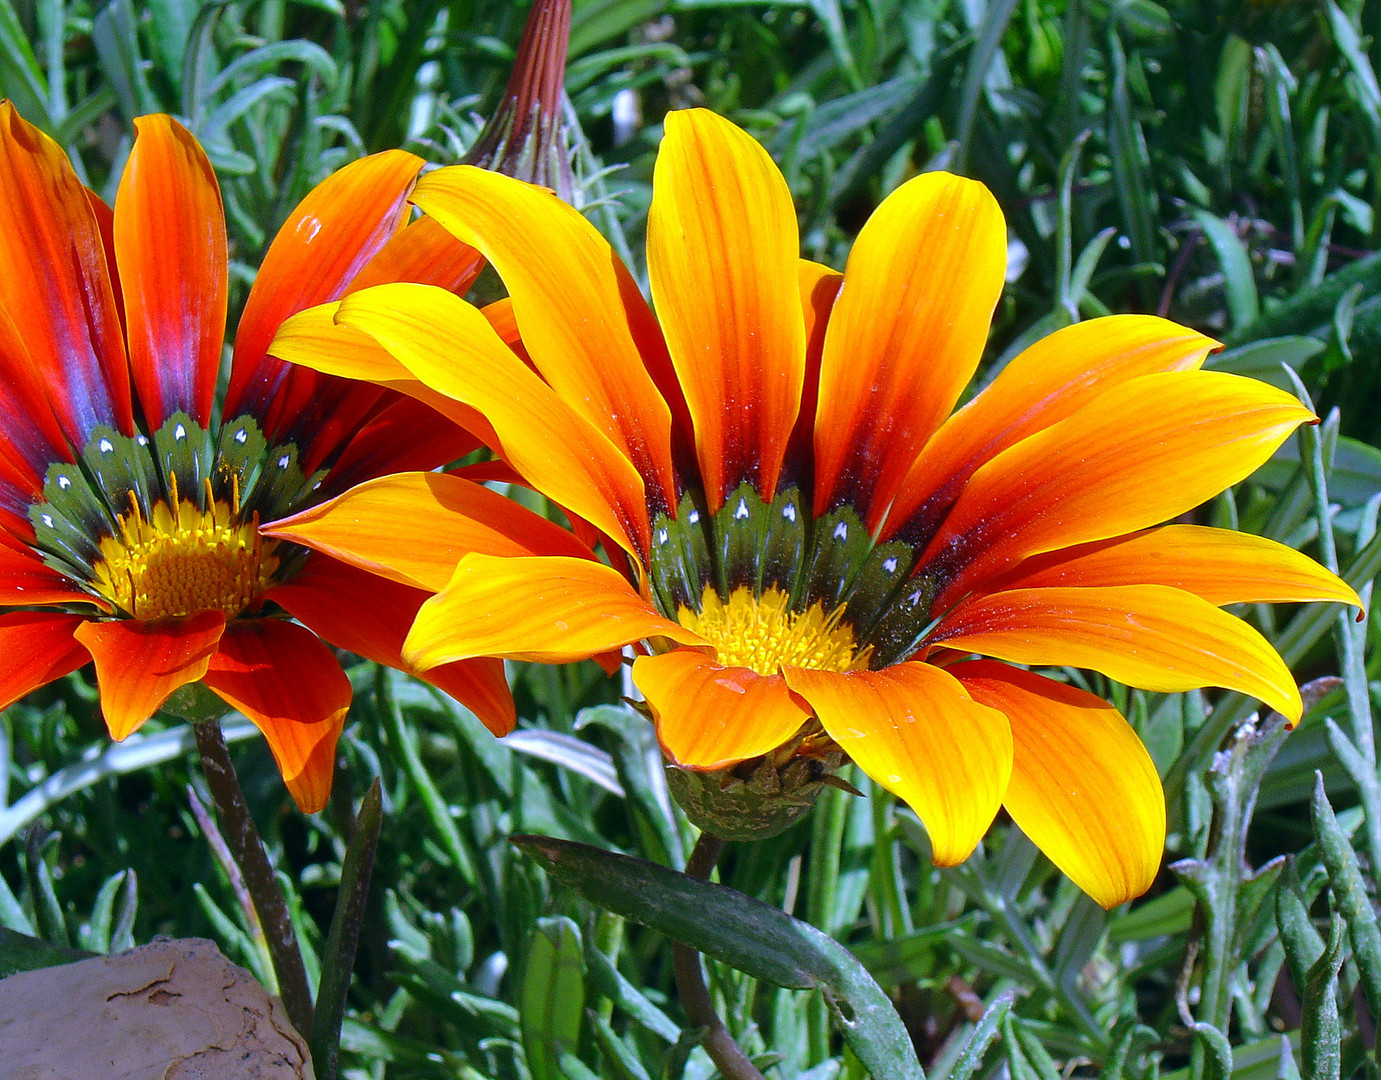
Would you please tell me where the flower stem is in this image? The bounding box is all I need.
[193,720,315,1038]
[671,833,766,1080]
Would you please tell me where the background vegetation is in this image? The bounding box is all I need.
[1,0,1380,1076]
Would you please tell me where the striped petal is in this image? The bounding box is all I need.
[953,661,1165,907]
[995,524,1362,608]
[404,554,705,670]
[930,584,1303,721]
[0,611,88,711]
[267,557,516,738]
[926,371,1317,607]
[647,109,806,508]
[74,611,227,740]
[333,282,651,558]
[346,212,486,295]
[633,650,811,769]
[412,165,679,512]
[782,663,1012,865]
[888,315,1217,540]
[265,471,596,593]
[0,300,73,489]
[225,148,423,431]
[0,101,130,441]
[318,395,483,491]
[813,173,1005,526]
[204,619,350,814]
[114,115,227,429]
[269,301,500,448]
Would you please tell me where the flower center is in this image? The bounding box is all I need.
[677,585,870,675]
[28,413,317,620]
[90,482,280,622]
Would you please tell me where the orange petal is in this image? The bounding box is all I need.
[268,301,501,448]
[926,371,1317,606]
[782,662,1012,865]
[412,165,679,512]
[267,557,515,737]
[996,524,1363,608]
[114,115,226,429]
[0,532,92,606]
[0,101,131,440]
[265,471,595,593]
[787,260,844,472]
[646,109,806,508]
[953,661,1165,907]
[0,611,88,711]
[74,611,227,740]
[930,584,1303,722]
[813,173,1005,526]
[347,212,486,295]
[335,282,651,558]
[888,315,1218,539]
[405,554,705,669]
[204,619,350,814]
[633,650,811,769]
[0,300,73,486]
[225,148,423,423]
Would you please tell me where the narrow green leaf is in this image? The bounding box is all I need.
[944,992,1013,1080]
[311,779,383,1080]
[1310,774,1381,1018]
[513,834,925,1080]
[521,916,585,1080]
[1189,208,1259,329]
[0,926,92,978]
[1301,914,1345,1080]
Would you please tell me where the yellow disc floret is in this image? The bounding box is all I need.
[678,585,871,675]
[91,477,279,622]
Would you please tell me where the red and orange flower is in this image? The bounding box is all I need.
[0,102,517,811]
[268,109,1358,902]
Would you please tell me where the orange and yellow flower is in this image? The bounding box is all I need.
[268,109,1358,902]
[0,102,517,812]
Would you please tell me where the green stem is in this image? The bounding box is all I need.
[671,833,766,1080]
[193,720,315,1038]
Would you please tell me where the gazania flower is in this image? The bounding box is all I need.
[267,109,1358,902]
[0,102,516,812]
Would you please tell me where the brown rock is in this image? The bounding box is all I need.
[0,937,314,1079]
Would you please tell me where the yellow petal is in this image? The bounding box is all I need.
[634,650,812,769]
[953,661,1165,907]
[814,172,1005,527]
[931,584,1303,722]
[404,554,705,669]
[998,524,1363,608]
[647,109,806,508]
[782,663,1012,865]
[411,165,678,512]
[265,472,597,592]
[334,282,650,558]
[927,370,1317,606]
[888,315,1217,539]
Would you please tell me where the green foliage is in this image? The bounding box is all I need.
[1,1,1380,1077]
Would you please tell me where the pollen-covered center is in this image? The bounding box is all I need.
[91,483,281,622]
[678,585,870,675]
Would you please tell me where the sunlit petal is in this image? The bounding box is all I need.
[814,172,1005,527]
[405,554,705,669]
[634,650,811,769]
[0,611,88,711]
[647,109,806,507]
[783,663,1012,865]
[954,661,1165,908]
[931,584,1303,721]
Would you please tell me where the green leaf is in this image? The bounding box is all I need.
[1311,775,1381,1020]
[0,927,93,979]
[521,916,586,1080]
[513,835,925,1080]
[1189,208,1259,330]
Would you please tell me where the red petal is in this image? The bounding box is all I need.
[114,115,226,428]
[74,612,227,740]
[0,611,88,711]
[267,557,516,737]
[0,102,131,441]
[204,618,351,814]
